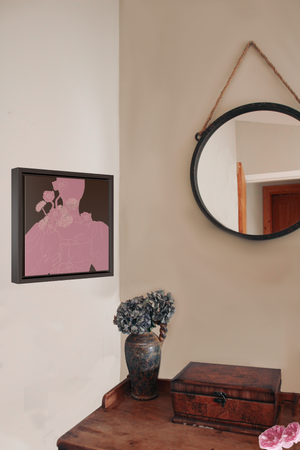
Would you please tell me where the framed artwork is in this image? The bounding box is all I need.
[12,167,113,283]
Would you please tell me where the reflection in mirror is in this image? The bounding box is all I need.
[191,103,300,240]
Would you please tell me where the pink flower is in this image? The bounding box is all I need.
[52,180,67,192]
[35,200,46,212]
[43,190,55,203]
[259,425,285,450]
[80,212,92,224]
[282,422,300,448]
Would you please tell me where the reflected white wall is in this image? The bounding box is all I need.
[198,112,300,235]
[198,119,239,231]
[247,183,263,234]
[236,120,300,175]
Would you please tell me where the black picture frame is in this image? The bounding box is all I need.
[12,167,113,283]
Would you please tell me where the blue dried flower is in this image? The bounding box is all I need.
[146,290,175,324]
[113,290,175,335]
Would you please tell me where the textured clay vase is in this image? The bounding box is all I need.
[125,332,162,400]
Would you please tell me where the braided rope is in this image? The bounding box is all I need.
[198,41,300,137]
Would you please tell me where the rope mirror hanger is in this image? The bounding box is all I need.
[197,41,300,140]
[191,41,300,241]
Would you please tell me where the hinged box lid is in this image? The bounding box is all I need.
[171,362,281,403]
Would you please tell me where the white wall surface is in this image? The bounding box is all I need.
[247,183,263,235]
[120,0,300,395]
[198,118,238,231]
[0,1,120,449]
[236,121,300,175]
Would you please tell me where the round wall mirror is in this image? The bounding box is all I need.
[190,103,300,240]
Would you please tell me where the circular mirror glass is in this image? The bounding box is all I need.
[190,103,300,240]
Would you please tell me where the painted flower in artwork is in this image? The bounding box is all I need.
[282,422,300,448]
[259,425,285,450]
[25,176,110,277]
[81,212,92,224]
[43,190,55,203]
[65,198,79,211]
[52,179,68,192]
[35,200,46,213]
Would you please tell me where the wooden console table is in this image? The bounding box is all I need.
[57,378,300,450]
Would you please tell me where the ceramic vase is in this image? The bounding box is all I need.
[125,332,162,400]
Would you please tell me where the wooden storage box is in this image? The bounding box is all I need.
[171,362,281,436]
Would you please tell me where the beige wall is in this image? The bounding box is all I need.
[0,2,119,449]
[120,0,300,392]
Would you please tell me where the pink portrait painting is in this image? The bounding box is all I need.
[24,174,111,278]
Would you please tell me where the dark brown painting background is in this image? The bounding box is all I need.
[24,174,110,235]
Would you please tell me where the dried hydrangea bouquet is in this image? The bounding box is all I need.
[113,289,175,400]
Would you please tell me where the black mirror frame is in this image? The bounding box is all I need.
[190,102,300,240]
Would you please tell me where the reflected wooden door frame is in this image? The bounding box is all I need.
[263,184,300,234]
[237,162,247,234]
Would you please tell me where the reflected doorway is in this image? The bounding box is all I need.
[263,184,300,234]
